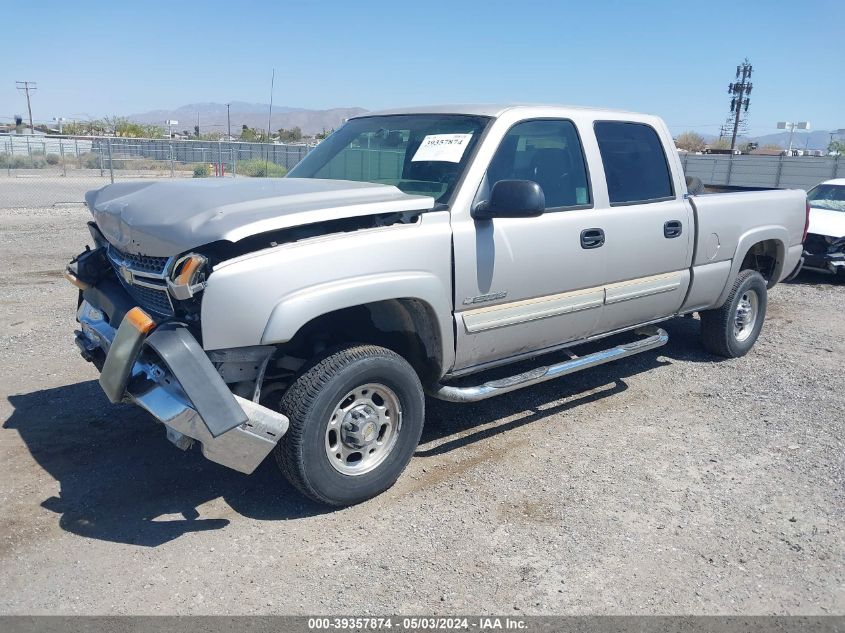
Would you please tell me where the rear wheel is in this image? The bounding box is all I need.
[275,344,424,506]
[700,269,768,358]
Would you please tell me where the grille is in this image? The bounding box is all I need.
[107,245,175,316]
[108,246,170,275]
[120,281,174,316]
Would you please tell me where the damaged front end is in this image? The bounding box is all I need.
[67,241,289,475]
[802,234,845,276]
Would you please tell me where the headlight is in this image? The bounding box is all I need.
[167,253,208,300]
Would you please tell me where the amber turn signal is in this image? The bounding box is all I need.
[124,306,155,334]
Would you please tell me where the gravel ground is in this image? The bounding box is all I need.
[0,205,842,615]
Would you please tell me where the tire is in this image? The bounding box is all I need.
[275,344,424,506]
[700,269,768,358]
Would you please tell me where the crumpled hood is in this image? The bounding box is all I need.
[86,178,435,256]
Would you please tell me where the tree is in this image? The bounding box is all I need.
[277,126,302,142]
[708,138,733,150]
[675,131,706,152]
[240,126,269,142]
[60,121,93,136]
[194,125,200,138]
[102,116,164,138]
[828,140,845,156]
[54,117,161,138]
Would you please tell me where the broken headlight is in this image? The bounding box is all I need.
[167,253,208,300]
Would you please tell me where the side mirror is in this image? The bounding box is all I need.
[473,180,545,220]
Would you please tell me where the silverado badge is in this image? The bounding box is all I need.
[463,291,508,305]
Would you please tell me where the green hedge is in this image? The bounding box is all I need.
[238,158,287,177]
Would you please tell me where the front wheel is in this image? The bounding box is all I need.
[700,269,768,358]
[275,344,424,506]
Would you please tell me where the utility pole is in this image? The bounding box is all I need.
[226,103,231,140]
[719,60,753,152]
[15,81,37,133]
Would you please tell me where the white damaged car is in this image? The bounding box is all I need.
[801,179,845,277]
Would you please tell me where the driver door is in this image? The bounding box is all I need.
[451,118,606,372]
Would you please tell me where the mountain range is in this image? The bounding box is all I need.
[131,102,839,149]
[699,130,835,150]
[742,130,836,151]
[129,102,368,136]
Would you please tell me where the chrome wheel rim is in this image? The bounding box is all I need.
[325,383,402,476]
[734,290,759,342]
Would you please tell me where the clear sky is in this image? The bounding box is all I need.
[2,0,843,136]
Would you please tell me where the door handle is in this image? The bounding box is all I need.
[664,220,683,238]
[580,228,605,249]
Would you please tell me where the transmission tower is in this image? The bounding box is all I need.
[719,59,753,151]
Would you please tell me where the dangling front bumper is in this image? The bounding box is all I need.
[73,286,288,475]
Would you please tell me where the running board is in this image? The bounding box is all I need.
[428,326,669,403]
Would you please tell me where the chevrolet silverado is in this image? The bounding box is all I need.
[67,105,808,505]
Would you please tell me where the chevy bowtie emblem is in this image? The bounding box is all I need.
[119,264,134,284]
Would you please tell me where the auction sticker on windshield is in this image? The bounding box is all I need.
[411,134,473,163]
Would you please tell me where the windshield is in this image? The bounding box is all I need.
[287,114,490,204]
[807,184,845,212]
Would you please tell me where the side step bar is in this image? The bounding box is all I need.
[428,326,669,403]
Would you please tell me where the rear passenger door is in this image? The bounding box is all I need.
[591,121,693,334]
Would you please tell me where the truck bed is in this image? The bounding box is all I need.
[680,188,806,312]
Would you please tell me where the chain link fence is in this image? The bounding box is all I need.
[0,134,313,209]
[3,134,840,209]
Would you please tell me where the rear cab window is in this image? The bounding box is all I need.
[594,121,674,205]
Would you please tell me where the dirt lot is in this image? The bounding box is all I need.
[0,204,842,615]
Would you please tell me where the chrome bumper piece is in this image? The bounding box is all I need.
[76,300,288,474]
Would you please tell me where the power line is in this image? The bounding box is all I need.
[15,81,37,132]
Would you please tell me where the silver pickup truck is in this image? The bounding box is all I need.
[67,105,808,505]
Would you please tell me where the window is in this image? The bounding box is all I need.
[806,183,845,212]
[287,114,490,204]
[594,121,674,205]
[486,119,591,209]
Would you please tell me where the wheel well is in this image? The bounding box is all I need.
[739,239,783,285]
[277,299,443,383]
